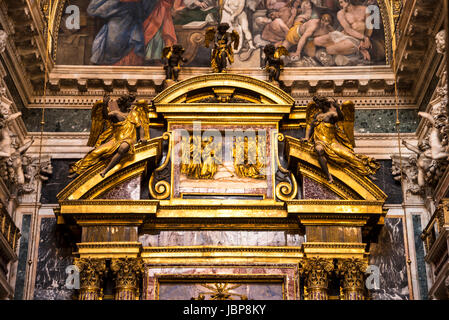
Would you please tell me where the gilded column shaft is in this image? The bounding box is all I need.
[74,258,106,300]
[111,258,144,300]
[301,258,334,300]
[338,258,368,300]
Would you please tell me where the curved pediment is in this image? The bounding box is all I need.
[57,137,163,201]
[153,73,295,106]
[284,135,387,202]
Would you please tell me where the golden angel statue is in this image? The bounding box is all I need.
[204,22,239,73]
[68,94,150,179]
[263,44,289,84]
[304,96,379,183]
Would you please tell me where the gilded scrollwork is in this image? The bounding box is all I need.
[300,257,334,300]
[150,132,172,200]
[73,258,106,300]
[337,258,368,300]
[111,257,144,300]
[275,133,297,201]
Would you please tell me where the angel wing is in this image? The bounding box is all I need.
[274,46,289,59]
[87,100,108,147]
[204,27,216,48]
[132,100,151,140]
[231,30,240,50]
[305,100,320,127]
[337,100,355,148]
[162,46,172,59]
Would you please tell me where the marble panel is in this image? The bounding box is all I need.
[41,159,79,204]
[355,109,418,134]
[139,231,304,247]
[14,214,31,300]
[369,217,410,300]
[98,176,141,200]
[412,215,429,300]
[144,265,299,300]
[373,160,403,204]
[159,282,283,300]
[302,176,341,200]
[22,108,91,132]
[33,217,74,300]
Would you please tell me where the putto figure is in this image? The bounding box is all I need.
[304,96,379,183]
[69,94,150,179]
[263,44,289,84]
[162,44,187,82]
[204,22,239,73]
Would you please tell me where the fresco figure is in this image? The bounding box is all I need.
[221,0,256,53]
[88,0,183,65]
[314,0,373,61]
[261,2,300,45]
[143,0,184,61]
[286,13,334,60]
[87,0,147,65]
[60,0,386,68]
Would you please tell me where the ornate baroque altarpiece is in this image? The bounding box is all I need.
[55,73,387,300]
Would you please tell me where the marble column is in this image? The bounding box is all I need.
[111,258,144,300]
[337,258,368,300]
[301,257,334,300]
[74,258,106,300]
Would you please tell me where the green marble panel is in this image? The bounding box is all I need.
[21,108,91,132]
[412,214,429,300]
[355,109,418,133]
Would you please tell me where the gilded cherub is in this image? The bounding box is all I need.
[162,44,187,82]
[263,44,289,84]
[68,94,149,179]
[205,22,239,73]
[304,96,379,183]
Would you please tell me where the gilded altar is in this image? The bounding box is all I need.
[55,73,387,300]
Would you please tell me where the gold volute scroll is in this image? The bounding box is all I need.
[149,132,172,200]
[275,133,298,201]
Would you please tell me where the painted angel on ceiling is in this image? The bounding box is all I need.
[68,94,151,179]
[303,96,379,183]
[204,22,239,73]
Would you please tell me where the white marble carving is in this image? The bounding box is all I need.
[436,30,446,55]
[0,30,7,54]
[393,31,449,194]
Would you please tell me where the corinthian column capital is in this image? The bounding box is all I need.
[300,257,334,300]
[337,258,368,300]
[111,257,144,300]
[73,258,106,300]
